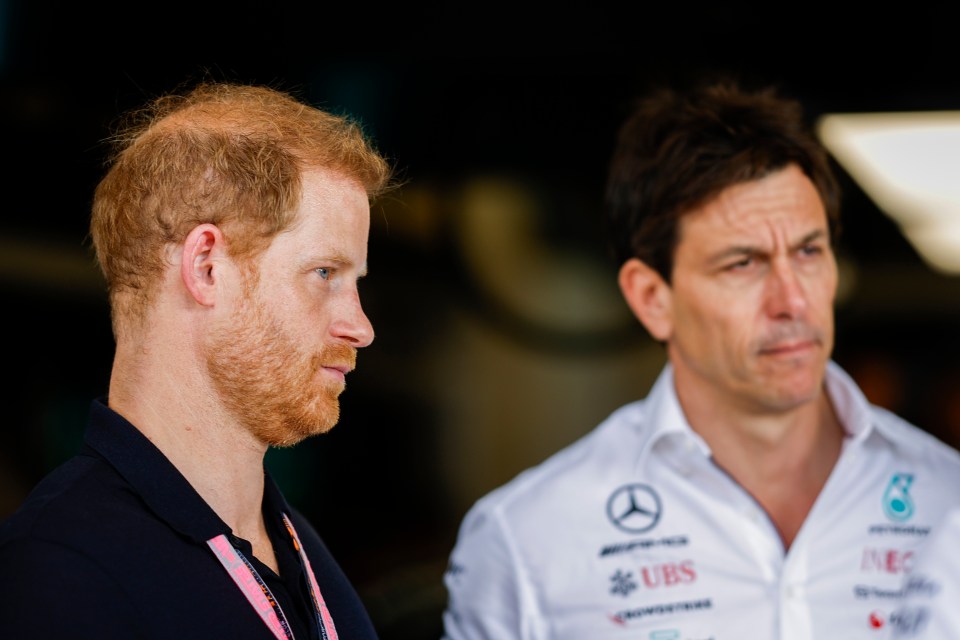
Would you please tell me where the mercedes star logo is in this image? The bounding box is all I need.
[606,483,662,534]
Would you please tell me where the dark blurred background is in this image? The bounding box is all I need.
[3,2,960,638]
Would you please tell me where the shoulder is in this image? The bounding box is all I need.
[0,459,147,637]
[870,403,960,468]
[858,399,960,518]
[442,399,654,638]
[0,452,171,591]
[1,454,128,546]
[828,361,960,468]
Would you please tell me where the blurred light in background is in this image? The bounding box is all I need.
[817,111,960,275]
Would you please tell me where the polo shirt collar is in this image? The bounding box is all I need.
[83,398,292,545]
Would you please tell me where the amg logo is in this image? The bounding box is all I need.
[599,536,689,557]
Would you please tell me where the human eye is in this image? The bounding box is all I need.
[798,243,825,258]
[724,254,754,271]
[314,267,331,280]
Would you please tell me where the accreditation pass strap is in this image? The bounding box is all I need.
[207,512,339,640]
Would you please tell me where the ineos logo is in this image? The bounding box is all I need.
[606,484,662,534]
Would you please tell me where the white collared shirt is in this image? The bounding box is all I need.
[442,361,960,640]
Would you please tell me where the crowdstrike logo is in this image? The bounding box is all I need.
[607,484,662,534]
[610,598,713,624]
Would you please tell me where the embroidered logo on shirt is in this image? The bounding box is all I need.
[610,561,698,596]
[860,547,915,574]
[882,473,915,522]
[610,569,638,597]
[607,484,662,534]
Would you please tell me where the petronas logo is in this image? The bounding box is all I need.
[882,473,915,522]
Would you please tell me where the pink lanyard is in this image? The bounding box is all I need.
[207,512,339,640]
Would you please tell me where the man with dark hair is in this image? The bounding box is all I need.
[0,81,393,639]
[441,82,960,639]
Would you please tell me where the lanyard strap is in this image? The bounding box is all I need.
[207,512,339,640]
[282,513,339,640]
[208,534,294,640]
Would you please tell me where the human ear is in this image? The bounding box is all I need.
[180,224,225,307]
[618,258,673,342]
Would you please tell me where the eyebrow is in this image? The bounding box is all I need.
[311,252,368,277]
[705,229,829,267]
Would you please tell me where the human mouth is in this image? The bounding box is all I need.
[756,324,826,357]
[315,344,357,385]
[321,363,353,383]
[758,340,817,357]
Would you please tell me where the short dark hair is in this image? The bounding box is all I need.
[604,81,841,281]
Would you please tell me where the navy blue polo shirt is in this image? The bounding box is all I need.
[0,398,379,639]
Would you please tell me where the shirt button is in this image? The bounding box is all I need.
[786,584,803,599]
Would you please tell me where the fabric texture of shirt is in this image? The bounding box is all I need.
[0,398,379,640]
[888,508,960,639]
[442,361,960,640]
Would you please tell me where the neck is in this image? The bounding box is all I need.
[108,335,271,551]
[106,287,283,573]
[675,377,844,550]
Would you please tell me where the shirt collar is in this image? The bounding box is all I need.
[634,359,892,470]
[83,397,292,544]
[635,363,711,470]
[823,360,905,450]
[823,360,874,440]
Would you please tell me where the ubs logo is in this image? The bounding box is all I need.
[883,474,915,522]
[607,484,662,534]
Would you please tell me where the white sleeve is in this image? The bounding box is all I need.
[890,509,960,639]
[441,500,538,640]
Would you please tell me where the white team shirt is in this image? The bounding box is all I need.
[442,361,960,640]
[889,508,960,639]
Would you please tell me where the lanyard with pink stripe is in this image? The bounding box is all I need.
[207,512,339,640]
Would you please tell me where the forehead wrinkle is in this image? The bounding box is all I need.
[704,226,827,267]
[703,182,825,240]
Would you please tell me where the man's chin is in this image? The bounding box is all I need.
[265,424,331,449]
[762,376,825,412]
[257,404,341,448]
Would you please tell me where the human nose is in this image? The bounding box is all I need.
[765,259,808,319]
[332,289,374,348]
